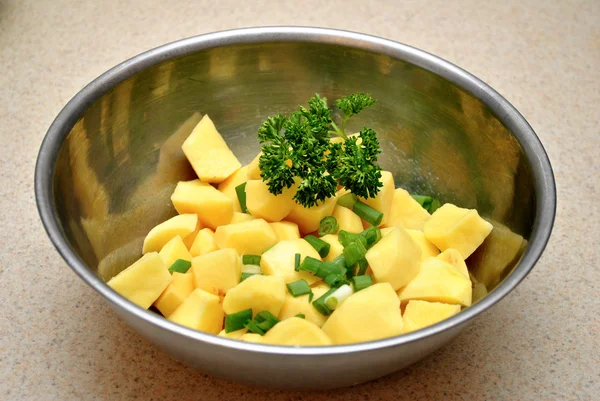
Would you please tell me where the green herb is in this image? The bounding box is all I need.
[304,235,330,258]
[361,226,382,248]
[337,193,383,226]
[286,280,312,297]
[323,284,353,310]
[312,287,338,316]
[411,194,442,214]
[298,256,323,274]
[324,273,349,288]
[318,216,339,236]
[242,255,261,265]
[315,262,347,279]
[168,259,192,274]
[343,241,367,268]
[244,311,280,335]
[295,314,306,319]
[294,253,301,272]
[235,183,248,213]
[338,230,367,248]
[352,275,373,292]
[257,93,381,208]
[224,309,252,333]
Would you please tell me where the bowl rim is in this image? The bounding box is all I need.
[34,26,556,356]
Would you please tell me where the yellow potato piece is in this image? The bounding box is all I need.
[214,219,277,255]
[240,333,264,343]
[142,214,198,254]
[189,228,218,257]
[218,328,247,339]
[437,248,469,278]
[269,221,301,242]
[153,272,195,317]
[321,283,403,344]
[319,234,343,262]
[107,252,172,309]
[278,283,330,327]
[263,317,333,346]
[191,248,241,297]
[285,194,338,235]
[397,258,472,306]
[182,221,204,249]
[385,188,431,230]
[171,180,234,230]
[406,229,440,260]
[223,275,286,316]
[182,115,241,183]
[229,212,256,224]
[158,236,192,268]
[359,171,395,227]
[365,226,421,290]
[245,179,297,222]
[424,203,493,259]
[332,205,363,233]
[401,300,461,334]
[260,239,323,284]
[217,166,249,212]
[168,289,224,334]
[246,152,262,180]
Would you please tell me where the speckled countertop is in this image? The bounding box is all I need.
[1,0,598,399]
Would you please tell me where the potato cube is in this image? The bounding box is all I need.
[278,283,330,327]
[168,289,224,334]
[191,248,241,296]
[437,248,469,278]
[401,300,461,334]
[189,228,218,257]
[182,221,204,249]
[260,239,322,284]
[158,235,192,268]
[142,214,198,254]
[218,328,247,339]
[397,258,472,306]
[214,219,277,255]
[424,203,493,259]
[332,205,363,233]
[269,221,301,242]
[245,179,297,222]
[263,317,332,346]
[319,234,343,262]
[365,226,421,290]
[217,166,248,212]
[107,252,172,309]
[223,275,286,316]
[153,272,195,317]
[240,333,264,343]
[171,180,233,230]
[285,194,338,235]
[321,283,403,344]
[359,171,395,226]
[385,188,431,230]
[182,115,241,183]
[229,212,256,224]
[246,152,262,180]
[406,229,440,260]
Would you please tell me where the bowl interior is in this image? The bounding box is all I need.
[52,39,534,296]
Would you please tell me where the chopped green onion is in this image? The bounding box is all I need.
[324,284,353,310]
[332,254,346,269]
[318,216,339,236]
[241,264,262,274]
[315,262,346,279]
[430,198,442,214]
[242,255,261,265]
[352,275,373,292]
[411,194,442,214]
[241,272,259,281]
[295,314,306,319]
[352,201,383,226]
[337,193,358,209]
[245,311,279,335]
[294,253,301,271]
[244,320,265,335]
[357,259,369,275]
[343,241,367,267]
[338,230,368,248]
[299,256,323,274]
[168,259,192,274]
[324,273,344,287]
[312,287,338,316]
[224,308,252,333]
[235,183,248,213]
[308,290,314,302]
[287,280,311,297]
[304,235,330,258]
[361,226,382,248]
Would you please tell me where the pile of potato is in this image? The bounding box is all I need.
[107,115,493,346]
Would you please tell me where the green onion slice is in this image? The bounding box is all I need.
[343,241,367,267]
[352,275,373,292]
[312,287,338,316]
[298,256,323,274]
[224,308,252,333]
[294,253,301,272]
[168,259,192,274]
[318,216,339,236]
[352,201,383,226]
[286,279,311,297]
[242,254,261,265]
[235,183,248,213]
[304,235,330,258]
[295,314,306,319]
[361,226,382,248]
[324,284,353,310]
[315,262,346,279]
[240,272,259,282]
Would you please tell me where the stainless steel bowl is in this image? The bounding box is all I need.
[35,27,556,389]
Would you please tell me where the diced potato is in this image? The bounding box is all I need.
[278,283,330,327]
[217,166,249,212]
[223,275,286,316]
[214,219,277,255]
[385,188,431,230]
[230,212,256,224]
[319,234,343,262]
[260,239,323,284]
[191,248,241,296]
[365,226,421,290]
[380,227,394,237]
[397,258,472,306]
[158,236,192,268]
[142,214,198,254]
[270,221,301,242]
[285,194,338,235]
[247,152,262,180]
[359,171,395,227]
[321,283,403,344]
[182,221,203,249]
[171,180,234,230]
[153,272,195,317]
[182,115,242,183]
[245,179,298,222]
[401,300,461,334]
[240,333,264,343]
[218,328,247,339]
[406,229,440,260]
[423,203,493,259]
[437,248,469,278]
[332,205,363,233]
[263,317,333,346]
[168,289,224,334]
[107,252,172,309]
[189,228,218,257]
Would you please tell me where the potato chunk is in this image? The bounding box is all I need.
[189,228,218,257]
[223,275,286,316]
[332,205,363,233]
[153,272,195,317]
[171,180,233,230]
[191,248,241,296]
[263,317,333,346]
[168,289,224,334]
[260,239,322,284]
[285,195,338,235]
[437,248,469,278]
[385,188,431,230]
[406,229,440,260]
[269,221,301,242]
[401,300,461,334]
[217,166,248,212]
[359,171,395,226]
[319,234,344,262]
[142,214,198,254]
[245,179,297,222]
[278,283,330,327]
[214,219,277,255]
[158,235,192,268]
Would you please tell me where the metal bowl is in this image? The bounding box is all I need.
[35,27,556,389]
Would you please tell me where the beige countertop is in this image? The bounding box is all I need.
[1,0,598,399]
